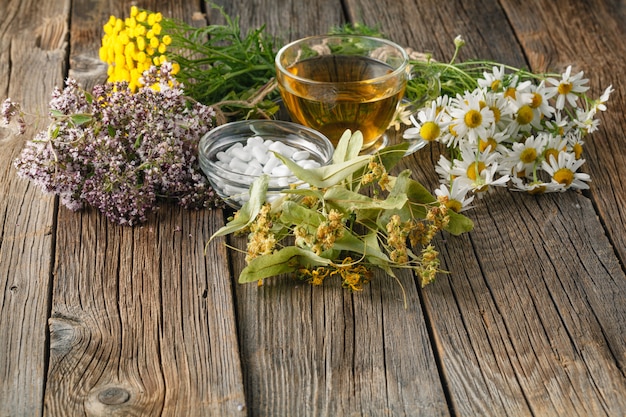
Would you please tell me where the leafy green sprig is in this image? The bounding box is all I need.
[160,4,280,122]
[403,36,561,106]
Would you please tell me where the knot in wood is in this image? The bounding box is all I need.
[97,387,131,405]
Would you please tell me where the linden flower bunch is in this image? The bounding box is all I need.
[99,6,179,92]
[404,37,613,210]
[209,131,473,290]
[7,64,224,225]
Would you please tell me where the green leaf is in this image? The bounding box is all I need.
[375,141,411,171]
[279,200,324,227]
[402,174,474,235]
[332,229,390,263]
[134,134,143,149]
[382,170,431,222]
[332,130,363,164]
[275,152,372,188]
[324,186,408,212]
[208,174,269,242]
[69,113,93,127]
[239,246,331,283]
[446,211,474,236]
[363,232,396,277]
[49,109,64,119]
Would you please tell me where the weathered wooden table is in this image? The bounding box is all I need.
[1,0,625,416]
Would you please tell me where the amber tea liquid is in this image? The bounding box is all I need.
[279,55,406,150]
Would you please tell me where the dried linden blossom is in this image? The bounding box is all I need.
[208,130,474,291]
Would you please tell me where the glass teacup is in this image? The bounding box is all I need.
[275,35,410,152]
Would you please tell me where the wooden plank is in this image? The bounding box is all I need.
[209,0,344,40]
[209,1,451,415]
[347,0,626,415]
[0,1,70,416]
[499,0,626,293]
[231,252,449,416]
[43,1,247,415]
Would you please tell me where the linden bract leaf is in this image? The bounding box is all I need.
[208,174,269,242]
[239,246,331,283]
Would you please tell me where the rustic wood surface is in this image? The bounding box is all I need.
[0,0,624,416]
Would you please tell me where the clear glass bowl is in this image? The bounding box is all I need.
[198,120,334,209]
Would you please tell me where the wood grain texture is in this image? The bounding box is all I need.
[231,244,449,417]
[209,1,450,415]
[2,0,626,415]
[498,0,626,284]
[0,1,69,416]
[209,0,346,42]
[347,0,626,415]
[42,1,247,416]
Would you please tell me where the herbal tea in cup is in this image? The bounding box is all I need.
[275,35,409,151]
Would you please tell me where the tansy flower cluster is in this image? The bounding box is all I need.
[404,38,613,212]
[99,6,179,91]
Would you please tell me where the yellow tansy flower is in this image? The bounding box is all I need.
[99,7,175,92]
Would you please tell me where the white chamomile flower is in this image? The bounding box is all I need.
[545,65,590,110]
[566,130,585,159]
[456,161,510,194]
[502,77,532,103]
[504,134,547,176]
[541,134,568,165]
[435,155,454,184]
[510,176,565,194]
[403,100,450,142]
[506,91,541,135]
[450,143,505,192]
[482,90,514,130]
[541,151,590,190]
[477,125,509,155]
[528,80,555,119]
[593,85,614,112]
[573,108,600,135]
[434,180,474,212]
[478,65,506,92]
[544,109,571,137]
[447,89,495,145]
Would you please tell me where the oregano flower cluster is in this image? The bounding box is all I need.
[9,63,224,225]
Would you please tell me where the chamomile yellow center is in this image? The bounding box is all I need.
[573,142,584,159]
[528,185,546,195]
[479,137,498,153]
[464,109,483,128]
[553,168,574,186]
[490,105,501,123]
[520,147,537,164]
[420,121,441,141]
[516,105,534,125]
[504,87,517,99]
[543,148,560,164]
[466,161,486,181]
[445,199,463,213]
[530,92,542,108]
[558,82,573,95]
[490,79,502,91]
